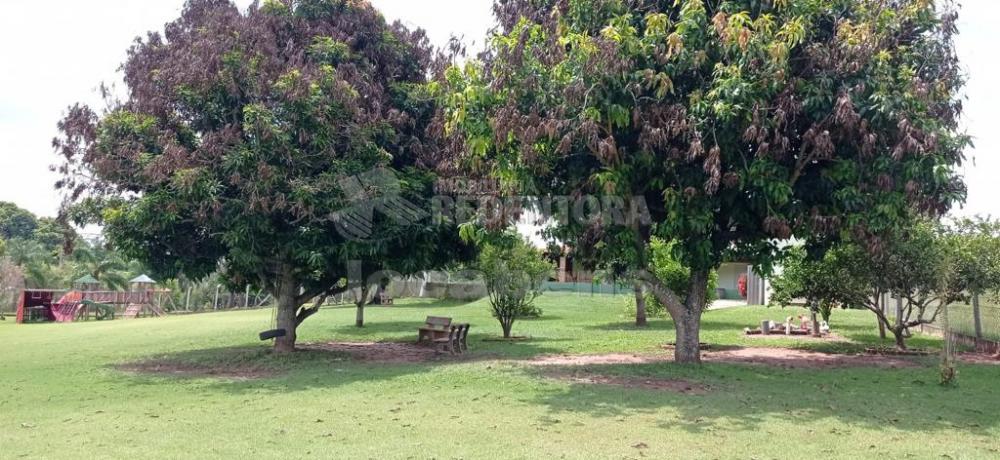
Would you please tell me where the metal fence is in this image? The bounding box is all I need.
[879,292,1000,353]
[932,299,1000,342]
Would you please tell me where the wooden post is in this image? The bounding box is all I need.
[213,285,221,310]
[185,287,192,311]
[244,285,251,309]
[972,292,984,339]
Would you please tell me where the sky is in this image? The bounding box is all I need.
[0,0,997,221]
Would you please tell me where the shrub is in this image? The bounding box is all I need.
[478,237,554,338]
[644,239,718,313]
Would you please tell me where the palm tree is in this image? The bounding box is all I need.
[71,246,131,290]
[4,238,56,288]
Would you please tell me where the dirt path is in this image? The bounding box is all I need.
[530,347,921,369]
[301,341,443,364]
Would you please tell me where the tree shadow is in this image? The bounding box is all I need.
[108,334,569,395]
[519,361,1000,435]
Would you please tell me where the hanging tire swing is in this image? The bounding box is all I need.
[259,329,287,341]
[259,302,287,341]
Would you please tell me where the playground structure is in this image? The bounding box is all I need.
[15,275,170,324]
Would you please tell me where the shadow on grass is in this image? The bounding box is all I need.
[519,360,1000,435]
[110,333,570,393]
[586,312,949,355]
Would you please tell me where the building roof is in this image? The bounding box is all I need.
[74,275,100,284]
[130,274,156,284]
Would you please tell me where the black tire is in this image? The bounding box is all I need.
[259,329,287,341]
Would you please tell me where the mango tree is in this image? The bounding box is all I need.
[442,0,968,362]
[54,0,464,352]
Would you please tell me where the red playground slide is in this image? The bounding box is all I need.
[51,291,85,323]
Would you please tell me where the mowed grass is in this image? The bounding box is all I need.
[1,293,998,459]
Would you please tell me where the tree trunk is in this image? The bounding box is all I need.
[501,319,513,339]
[273,268,300,353]
[673,308,702,364]
[892,327,908,351]
[355,286,369,328]
[811,308,820,337]
[634,281,648,327]
[670,269,709,364]
[877,292,887,339]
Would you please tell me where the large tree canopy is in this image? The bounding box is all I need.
[55,0,465,352]
[0,202,39,241]
[443,0,968,362]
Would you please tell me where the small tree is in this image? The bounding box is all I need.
[477,236,553,338]
[866,222,966,350]
[769,246,863,326]
[947,218,1000,302]
[774,221,966,350]
[638,238,718,319]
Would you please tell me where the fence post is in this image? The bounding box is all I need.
[973,292,984,339]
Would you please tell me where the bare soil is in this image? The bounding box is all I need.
[300,341,442,364]
[744,332,846,342]
[705,347,919,369]
[957,352,1000,365]
[119,341,937,380]
[530,347,920,369]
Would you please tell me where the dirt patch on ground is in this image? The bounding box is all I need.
[530,347,921,369]
[531,353,666,366]
[744,332,846,342]
[543,370,709,394]
[957,352,1000,365]
[300,341,444,364]
[705,347,919,369]
[117,361,276,380]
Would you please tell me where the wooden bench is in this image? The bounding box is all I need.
[418,316,452,343]
[433,324,471,355]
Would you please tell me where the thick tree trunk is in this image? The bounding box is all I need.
[634,281,648,327]
[273,268,300,353]
[673,308,702,364]
[670,269,709,364]
[891,327,908,351]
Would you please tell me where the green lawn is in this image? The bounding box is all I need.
[2,293,998,459]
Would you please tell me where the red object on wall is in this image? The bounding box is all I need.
[737,273,748,299]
